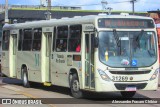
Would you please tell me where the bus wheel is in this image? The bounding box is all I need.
[22,67,30,88]
[70,74,83,98]
[121,91,136,98]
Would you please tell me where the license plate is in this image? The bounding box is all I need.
[112,76,128,81]
[125,87,137,91]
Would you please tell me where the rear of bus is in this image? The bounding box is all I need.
[95,16,159,97]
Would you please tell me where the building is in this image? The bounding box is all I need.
[148,10,160,24]
[0,5,147,23]
[148,10,160,63]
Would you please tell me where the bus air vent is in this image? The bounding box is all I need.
[109,70,151,75]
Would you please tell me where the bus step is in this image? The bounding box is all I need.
[43,82,52,86]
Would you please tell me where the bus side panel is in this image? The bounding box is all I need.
[51,52,82,88]
[1,52,9,76]
[16,52,42,82]
[51,52,70,87]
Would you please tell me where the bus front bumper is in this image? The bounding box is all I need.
[95,78,158,92]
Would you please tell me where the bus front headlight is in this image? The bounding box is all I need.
[98,69,111,81]
[150,68,159,81]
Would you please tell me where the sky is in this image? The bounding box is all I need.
[0,0,160,12]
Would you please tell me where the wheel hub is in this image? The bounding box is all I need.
[23,73,27,85]
[72,80,79,92]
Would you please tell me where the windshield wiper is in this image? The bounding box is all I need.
[148,50,155,57]
[135,29,144,48]
[113,29,120,47]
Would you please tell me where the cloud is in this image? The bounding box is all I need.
[54,0,96,6]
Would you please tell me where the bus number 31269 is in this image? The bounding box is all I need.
[112,76,129,81]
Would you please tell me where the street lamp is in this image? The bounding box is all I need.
[101,0,108,13]
[44,11,51,20]
[107,7,112,15]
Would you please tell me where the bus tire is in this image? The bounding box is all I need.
[22,67,30,88]
[121,91,136,98]
[70,74,83,98]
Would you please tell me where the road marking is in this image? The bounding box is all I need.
[2,85,21,91]
[2,85,56,107]
[18,91,37,99]
[17,91,56,107]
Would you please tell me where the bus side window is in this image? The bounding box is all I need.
[32,28,42,51]
[68,25,82,52]
[56,26,68,52]
[2,30,10,51]
[22,29,32,51]
[52,27,56,51]
[18,29,23,51]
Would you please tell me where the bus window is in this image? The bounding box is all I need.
[18,29,23,51]
[68,25,82,52]
[57,26,68,38]
[56,26,68,52]
[52,27,56,51]
[56,39,67,52]
[22,29,32,51]
[2,30,10,51]
[32,28,42,51]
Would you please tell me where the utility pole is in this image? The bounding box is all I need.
[130,0,137,15]
[5,0,9,24]
[46,0,51,20]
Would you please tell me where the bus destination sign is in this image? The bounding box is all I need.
[98,18,155,29]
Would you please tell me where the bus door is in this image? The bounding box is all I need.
[42,27,52,83]
[84,32,95,90]
[10,30,18,77]
[2,30,10,76]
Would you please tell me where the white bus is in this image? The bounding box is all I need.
[1,14,159,98]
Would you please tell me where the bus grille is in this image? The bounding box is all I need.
[114,83,147,90]
[109,70,151,75]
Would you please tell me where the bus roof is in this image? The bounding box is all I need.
[3,14,153,30]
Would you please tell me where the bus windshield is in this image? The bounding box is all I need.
[99,31,157,67]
